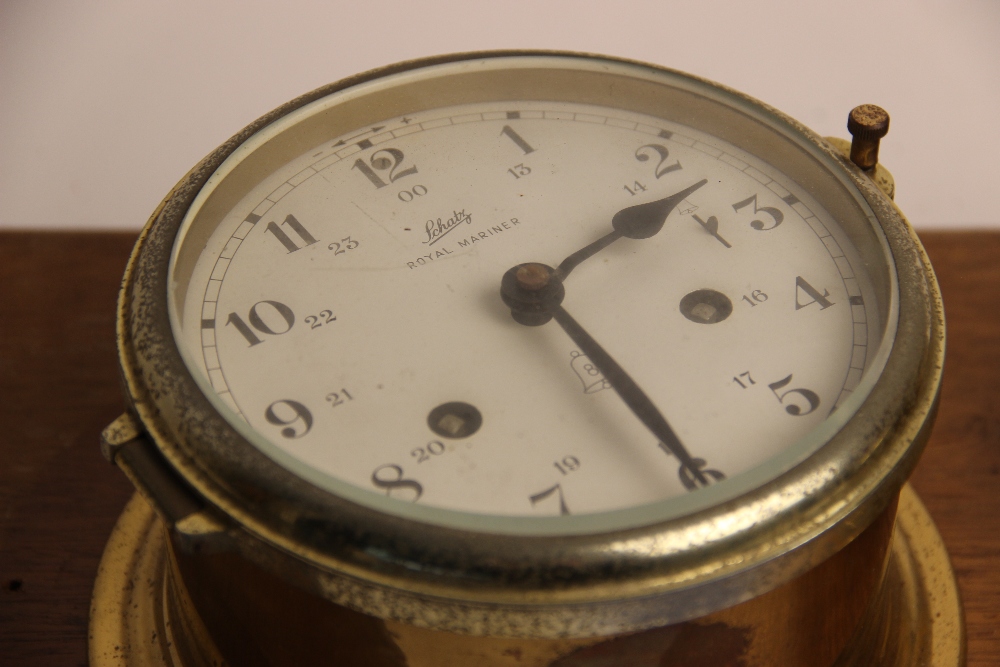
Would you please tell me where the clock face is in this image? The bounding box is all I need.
[167,56,897,532]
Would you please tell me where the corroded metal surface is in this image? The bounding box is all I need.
[90,487,965,666]
[89,494,226,667]
[847,104,891,171]
[826,136,895,200]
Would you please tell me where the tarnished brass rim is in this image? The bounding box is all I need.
[890,485,966,665]
[89,486,965,666]
[113,53,945,635]
[89,493,226,667]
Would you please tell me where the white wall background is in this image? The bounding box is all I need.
[1,0,997,230]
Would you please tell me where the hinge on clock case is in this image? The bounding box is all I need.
[101,412,233,554]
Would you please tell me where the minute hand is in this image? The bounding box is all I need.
[550,303,707,486]
[557,179,708,278]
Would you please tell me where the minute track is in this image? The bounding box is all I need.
[192,107,870,423]
[177,95,879,516]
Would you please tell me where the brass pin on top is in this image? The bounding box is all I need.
[847,104,890,171]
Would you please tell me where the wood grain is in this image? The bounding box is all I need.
[0,231,997,666]
[909,232,1000,665]
[0,232,136,666]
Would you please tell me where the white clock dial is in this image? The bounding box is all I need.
[170,97,889,520]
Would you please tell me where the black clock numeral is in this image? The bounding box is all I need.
[768,374,820,416]
[529,483,570,515]
[265,399,313,439]
[353,148,418,189]
[635,143,682,179]
[266,214,318,253]
[226,300,295,347]
[226,312,262,346]
[371,464,423,502]
[795,276,835,310]
[733,193,784,231]
[500,125,535,154]
[678,458,725,491]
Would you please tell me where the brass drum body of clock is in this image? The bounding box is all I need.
[91,52,962,666]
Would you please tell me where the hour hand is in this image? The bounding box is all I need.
[557,179,708,278]
[499,262,720,490]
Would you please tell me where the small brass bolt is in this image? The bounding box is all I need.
[515,263,551,291]
[847,104,890,171]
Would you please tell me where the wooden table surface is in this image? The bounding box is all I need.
[1,230,997,666]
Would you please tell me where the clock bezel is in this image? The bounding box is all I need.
[115,51,944,636]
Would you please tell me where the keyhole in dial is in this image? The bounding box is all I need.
[680,289,733,324]
[428,402,483,439]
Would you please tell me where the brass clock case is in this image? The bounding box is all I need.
[91,487,964,666]
[98,52,950,662]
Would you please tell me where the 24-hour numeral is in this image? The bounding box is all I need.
[264,399,313,439]
[397,184,428,202]
[732,371,756,389]
[500,125,535,154]
[266,214,318,253]
[328,236,360,255]
[623,180,647,196]
[411,440,446,463]
[353,148,418,189]
[741,290,768,307]
[553,455,580,476]
[303,310,336,329]
[226,300,295,347]
[325,389,353,407]
[635,143,682,178]
[507,163,531,179]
